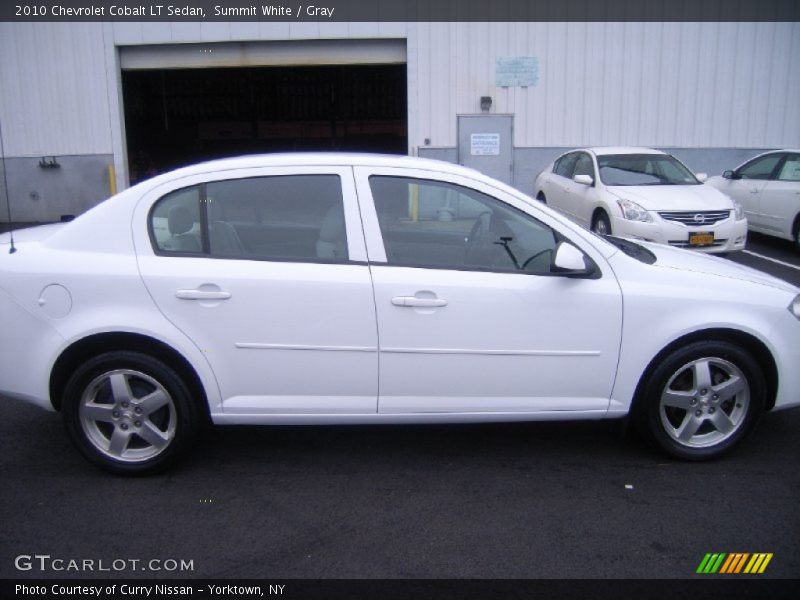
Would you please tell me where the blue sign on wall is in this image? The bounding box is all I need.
[496,57,539,87]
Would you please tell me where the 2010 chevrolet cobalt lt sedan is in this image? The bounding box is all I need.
[1,154,799,473]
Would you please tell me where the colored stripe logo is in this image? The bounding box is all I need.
[697,553,773,574]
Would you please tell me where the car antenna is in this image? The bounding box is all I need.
[0,119,16,254]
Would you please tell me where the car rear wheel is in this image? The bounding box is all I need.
[62,351,199,474]
[636,341,764,460]
[592,211,611,236]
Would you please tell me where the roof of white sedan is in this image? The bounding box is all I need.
[141,153,482,186]
[587,147,666,156]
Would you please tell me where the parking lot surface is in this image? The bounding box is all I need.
[1,230,798,580]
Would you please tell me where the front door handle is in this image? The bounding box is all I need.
[176,289,232,300]
[391,296,448,308]
[750,189,760,194]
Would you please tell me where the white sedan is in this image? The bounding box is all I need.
[706,149,800,248]
[533,147,748,254]
[1,154,798,474]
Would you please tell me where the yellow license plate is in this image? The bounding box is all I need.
[689,232,715,246]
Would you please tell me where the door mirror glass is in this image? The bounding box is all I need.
[695,172,708,183]
[573,174,594,186]
[552,242,590,275]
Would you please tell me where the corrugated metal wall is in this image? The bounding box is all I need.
[412,21,800,149]
[1,21,798,158]
[0,23,113,156]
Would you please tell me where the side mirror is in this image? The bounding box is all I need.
[695,172,708,183]
[722,170,738,180]
[552,242,593,277]
[573,174,594,186]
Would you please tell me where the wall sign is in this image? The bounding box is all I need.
[470,133,501,156]
[496,57,539,87]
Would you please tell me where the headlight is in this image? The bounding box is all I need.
[733,200,745,221]
[616,198,652,222]
[790,295,800,321]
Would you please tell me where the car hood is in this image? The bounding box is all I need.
[638,241,798,293]
[606,184,732,211]
[0,222,67,246]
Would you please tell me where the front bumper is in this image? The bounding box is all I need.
[611,214,748,254]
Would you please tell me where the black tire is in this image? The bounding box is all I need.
[62,351,200,475]
[536,192,547,204]
[634,341,765,461]
[592,211,611,236]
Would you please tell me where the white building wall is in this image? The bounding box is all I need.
[0,23,113,156]
[1,20,798,166]
[413,21,800,150]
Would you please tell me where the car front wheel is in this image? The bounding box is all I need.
[62,351,199,474]
[636,341,765,460]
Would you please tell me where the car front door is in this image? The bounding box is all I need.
[759,153,800,239]
[133,167,378,415]
[561,152,597,227]
[723,153,785,229]
[354,167,623,415]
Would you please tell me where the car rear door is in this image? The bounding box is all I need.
[759,153,800,239]
[353,166,623,415]
[546,152,580,218]
[133,166,378,416]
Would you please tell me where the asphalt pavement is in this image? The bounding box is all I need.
[0,230,798,582]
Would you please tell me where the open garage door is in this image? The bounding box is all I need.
[120,41,407,184]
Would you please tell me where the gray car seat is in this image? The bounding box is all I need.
[316,205,347,259]
[167,205,202,252]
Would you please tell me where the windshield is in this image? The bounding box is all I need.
[597,153,700,186]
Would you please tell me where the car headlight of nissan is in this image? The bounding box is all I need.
[733,200,745,221]
[616,198,652,222]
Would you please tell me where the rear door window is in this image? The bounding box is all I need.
[149,174,348,262]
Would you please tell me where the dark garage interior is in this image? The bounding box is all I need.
[122,64,408,184]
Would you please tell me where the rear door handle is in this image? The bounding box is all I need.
[176,289,232,300]
[391,296,448,308]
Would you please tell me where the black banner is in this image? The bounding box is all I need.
[3,579,800,600]
[2,0,799,23]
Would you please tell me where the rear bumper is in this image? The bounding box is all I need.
[0,287,62,411]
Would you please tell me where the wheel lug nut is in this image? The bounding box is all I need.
[695,410,702,417]
[700,389,708,395]
[709,407,715,414]
[121,401,129,408]
[134,421,141,427]
[134,407,142,414]
[712,394,719,401]
[120,423,129,431]
[690,398,697,405]
[112,411,120,418]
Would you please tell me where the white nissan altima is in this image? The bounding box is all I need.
[533,147,748,254]
[1,154,798,474]
[706,149,800,248]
